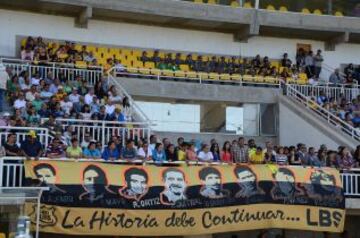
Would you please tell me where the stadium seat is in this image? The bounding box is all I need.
[21,38,27,47]
[75,61,87,69]
[279,6,288,12]
[186,71,198,79]
[243,75,254,82]
[179,64,190,72]
[299,73,308,81]
[301,8,311,14]
[313,9,322,15]
[230,1,240,8]
[220,74,231,81]
[264,76,278,84]
[162,70,174,77]
[209,73,220,80]
[270,61,280,70]
[133,61,144,68]
[132,50,142,57]
[194,0,204,3]
[207,0,217,5]
[266,5,275,11]
[139,68,151,75]
[335,11,343,16]
[144,62,155,69]
[199,72,209,80]
[243,2,252,8]
[127,67,139,74]
[174,70,186,78]
[254,76,264,83]
[151,68,161,76]
[230,74,241,81]
[0,233,6,238]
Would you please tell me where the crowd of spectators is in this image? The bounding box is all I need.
[1,64,133,126]
[1,131,359,170]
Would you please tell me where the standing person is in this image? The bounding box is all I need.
[165,144,178,162]
[0,64,9,110]
[210,143,220,162]
[314,49,324,79]
[275,147,288,165]
[304,51,314,79]
[221,141,232,163]
[249,147,265,164]
[231,137,249,163]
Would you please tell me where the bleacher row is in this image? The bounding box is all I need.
[20,37,309,85]
[189,0,344,16]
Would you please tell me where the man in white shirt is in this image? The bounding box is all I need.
[40,84,53,101]
[25,85,37,101]
[14,93,27,110]
[69,88,80,103]
[109,91,122,104]
[197,144,214,162]
[60,96,73,115]
[84,88,95,105]
[105,100,115,115]
[31,73,41,86]
[0,64,9,109]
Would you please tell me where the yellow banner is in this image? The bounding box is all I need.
[24,160,345,236]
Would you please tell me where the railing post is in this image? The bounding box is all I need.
[101,121,106,148]
[199,74,202,84]
[0,157,3,187]
[157,71,160,81]
[45,129,49,148]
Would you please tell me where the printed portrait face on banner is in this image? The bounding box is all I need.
[305,169,342,202]
[34,163,57,185]
[234,165,264,198]
[120,167,149,201]
[80,164,112,202]
[199,167,228,199]
[271,167,302,202]
[160,168,187,205]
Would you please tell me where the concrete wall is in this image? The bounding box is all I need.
[153,131,277,147]
[118,78,280,104]
[1,9,360,70]
[278,95,358,150]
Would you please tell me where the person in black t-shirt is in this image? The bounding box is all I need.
[3,133,22,156]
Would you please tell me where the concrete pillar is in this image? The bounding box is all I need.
[200,103,226,133]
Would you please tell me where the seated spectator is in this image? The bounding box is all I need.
[177,143,187,161]
[21,46,34,61]
[137,139,151,160]
[281,53,292,68]
[83,141,101,159]
[166,144,178,162]
[198,144,214,162]
[317,91,328,106]
[337,147,356,169]
[81,133,92,149]
[274,147,288,165]
[210,143,220,162]
[41,115,62,132]
[14,92,26,110]
[221,141,232,163]
[121,139,137,160]
[186,143,197,161]
[3,133,22,156]
[66,138,83,159]
[140,51,149,63]
[304,147,322,167]
[249,146,265,164]
[21,130,43,160]
[152,143,166,162]
[46,138,65,158]
[151,50,161,65]
[101,141,120,161]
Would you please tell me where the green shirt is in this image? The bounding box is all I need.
[66,146,82,157]
[32,100,43,111]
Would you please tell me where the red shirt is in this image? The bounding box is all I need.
[221,151,232,162]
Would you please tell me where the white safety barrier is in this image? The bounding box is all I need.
[1,157,359,197]
[40,118,151,147]
[286,84,360,141]
[0,126,50,148]
[1,58,103,86]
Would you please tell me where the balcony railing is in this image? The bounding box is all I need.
[1,157,359,197]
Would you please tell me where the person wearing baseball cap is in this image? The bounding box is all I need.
[20,130,43,160]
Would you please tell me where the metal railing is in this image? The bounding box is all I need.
[0,126,50,148]
[1,58,103,86]
[1,157,359,197]
[286,84,360,141]
[289,84,360,102]
[40,118,151,147]
[110,66,283,87]
[108,67,152,123]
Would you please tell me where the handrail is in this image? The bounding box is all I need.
[0,126,50,147]
[286,84,360,141]
[0,57,103,71]
[107,67,152,124]
[39,118,153,126]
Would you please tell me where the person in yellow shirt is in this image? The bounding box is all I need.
[177,144,187,161]
[249,146,265,164]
